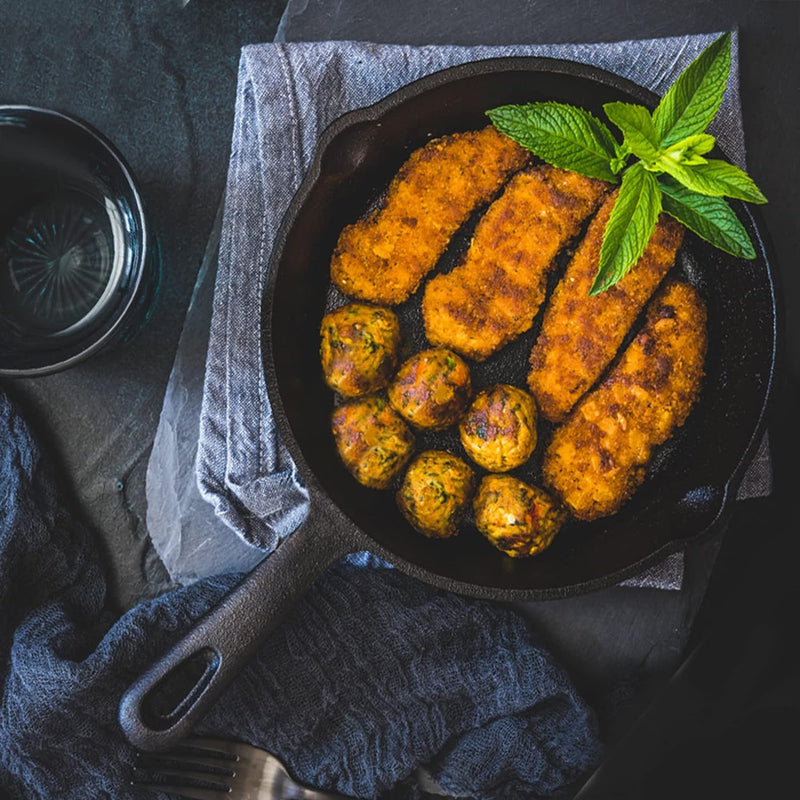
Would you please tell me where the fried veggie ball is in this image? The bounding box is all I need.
[473,474,565,558]
[320,302,402,397]
[397,450,475,538]
[388,348,471,430]
[331,395,415,489]
[459,384,538,472]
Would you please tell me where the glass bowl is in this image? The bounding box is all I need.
[0,105,157,377]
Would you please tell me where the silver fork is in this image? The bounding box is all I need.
[132,736,351,800]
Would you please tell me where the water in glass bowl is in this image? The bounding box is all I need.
[0,106,154,376]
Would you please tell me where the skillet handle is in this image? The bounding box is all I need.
[118,502,356,751]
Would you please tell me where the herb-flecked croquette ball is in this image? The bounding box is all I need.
[388,348,471,430]
[459,384,537,471]
[397,450,475,538]
[473,474,565,557]
[331,395,415,489]
[320,302,402,398]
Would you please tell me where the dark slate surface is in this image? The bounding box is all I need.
[0,0,289,609]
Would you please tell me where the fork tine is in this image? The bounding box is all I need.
[133,748,236,797]
[178,739,351,800]
[138,749,236,771]
[131,779,227,800]
[134,765,232,788]
[134,739,352,800]
[180,736,245,756]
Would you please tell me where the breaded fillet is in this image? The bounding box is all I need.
[330,126,529,305]
[422,165,609,361]
[542,280,707,521]
[528,194,685,422]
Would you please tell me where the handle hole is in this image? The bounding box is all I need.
[142,647,220,731]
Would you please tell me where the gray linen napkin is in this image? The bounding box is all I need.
[151,32,770,590]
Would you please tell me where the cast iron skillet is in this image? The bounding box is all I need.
[120,57,778,750]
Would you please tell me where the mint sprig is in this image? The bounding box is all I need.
[487,33,766,295]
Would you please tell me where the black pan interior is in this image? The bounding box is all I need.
[264,59,777,598]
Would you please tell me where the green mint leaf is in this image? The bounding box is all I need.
[487,102,619,182]
[609,155,627,174]
[692,159,767,203]
[609,141,630,174]
[667,133,716,156]
[659,177,756,259]
[591,162,662,295]
[656,157,767,203]
[662,133,715,166]
[603,102,661,164]
[652,32,732,147]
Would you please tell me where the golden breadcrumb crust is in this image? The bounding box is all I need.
[542,280,707,521]
[422,165,609,361]
[330,126,529,305]
[528,193,684,422]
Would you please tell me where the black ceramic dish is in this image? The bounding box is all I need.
[0,106,155,376]
[120,56,778,750]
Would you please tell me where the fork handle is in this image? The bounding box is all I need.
[119,499,357,751]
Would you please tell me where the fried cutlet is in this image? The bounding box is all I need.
[330,126,529,305]
[528,194,685,422]
[422,165,609,361]
[542,280,707,521]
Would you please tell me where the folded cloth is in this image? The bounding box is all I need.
[0,391,602,800]
[192,32,770,593]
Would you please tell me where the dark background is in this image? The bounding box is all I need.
[1,2,798,798]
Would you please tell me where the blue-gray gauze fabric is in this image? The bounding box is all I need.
[0,391,602,800]
[195,33,770,591]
